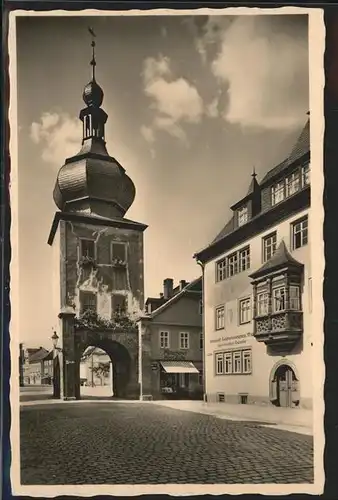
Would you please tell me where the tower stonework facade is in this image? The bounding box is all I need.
[48,38,148,400]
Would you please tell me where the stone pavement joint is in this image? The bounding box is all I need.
[20,401,314,485]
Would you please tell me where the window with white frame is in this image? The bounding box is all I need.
[216,258,226,282]
[216,353,224,375]
[179,332,189,349]
[292,216,308,250]
[239,298,251,324]
[271,181,285,205]
[224,352,233,374]
[227,252,238,277]
[80,239,95,259]
[272,286,286,312]
[290,285,301,310]
[239,246,250,272]
[233,351,242,374]
[216,246,250,282]
[242,350,252,374]
[285,172,300,197]
[215,305,225,330]
[257,292,269,316]
[159,331,170,349]
[302,163,310,187]
[262,232,277,263]
[238,205,249,227]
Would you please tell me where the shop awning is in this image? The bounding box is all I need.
[160,361,199,374]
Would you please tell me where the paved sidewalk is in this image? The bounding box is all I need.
[151,400,313,435]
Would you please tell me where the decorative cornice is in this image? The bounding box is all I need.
[48,211,148,245]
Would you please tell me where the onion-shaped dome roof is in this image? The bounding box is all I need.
[53,140,136,219]
[83,79,104,107]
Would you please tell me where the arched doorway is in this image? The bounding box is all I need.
[76,339,132,400]
[270,362,300,408]
[80,346,113,399]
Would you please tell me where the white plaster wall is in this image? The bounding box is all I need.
[204,208,312,402]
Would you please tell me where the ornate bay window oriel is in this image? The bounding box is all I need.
[249,240,304,350]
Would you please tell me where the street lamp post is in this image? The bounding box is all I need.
[51,331,60,398]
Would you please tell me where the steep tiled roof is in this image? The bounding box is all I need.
[249,240,303,280]
[212,216,235,244]
[29,347,50,363]
[144,277,202,319]
[145,296,167,312]
[260,119,310,185]
[206,118,310,249]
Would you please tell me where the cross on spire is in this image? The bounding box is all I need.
[252,166,257,179]
[88,27,97,80]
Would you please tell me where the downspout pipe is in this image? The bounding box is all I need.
[196,259,206,403]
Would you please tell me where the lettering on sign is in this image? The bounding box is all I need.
[209,332,253,349]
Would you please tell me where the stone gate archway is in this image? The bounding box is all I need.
[57,310,140,400]
[76,338,133,400]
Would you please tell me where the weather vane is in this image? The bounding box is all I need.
[88,26,97,80]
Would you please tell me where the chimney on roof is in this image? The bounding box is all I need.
[179,280,187,291]
[163,278,174,300]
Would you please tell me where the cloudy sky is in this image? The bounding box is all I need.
[15,12,309,346]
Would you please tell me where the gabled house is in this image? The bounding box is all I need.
[139,277,203,400]
[194,117,312,409]
[23,346,54,385]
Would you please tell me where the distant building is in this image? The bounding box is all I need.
[80,346,112,387]
[23,347,54,385]
[194,118,312,409]
[139,277,203,400]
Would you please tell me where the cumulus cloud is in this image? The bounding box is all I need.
[140,125,155,144]
[141,55,203,146]
[30,112,82,165]
[209,15,309,129]
[206,97,220,118]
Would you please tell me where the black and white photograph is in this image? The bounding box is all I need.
[9,7,324,496]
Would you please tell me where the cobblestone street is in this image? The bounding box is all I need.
[20,402,314,485]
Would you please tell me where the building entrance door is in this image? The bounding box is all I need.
[276,364,297,408]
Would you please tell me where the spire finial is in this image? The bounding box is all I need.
[88,27,97,81]
[252,166,257,178]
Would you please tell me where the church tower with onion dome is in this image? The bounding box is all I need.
[48,32,149,401]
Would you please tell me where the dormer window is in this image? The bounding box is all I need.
[271,181,285,205]
[271,164,310,207]
[301,162,310,187]
[238,206,248,226]
[285,172,300,197]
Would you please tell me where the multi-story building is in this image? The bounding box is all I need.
[22,347,54,385]
[138,277,203,400]
[194,117,312,409]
